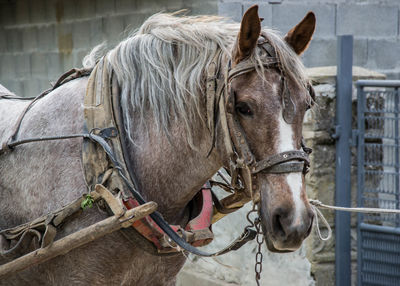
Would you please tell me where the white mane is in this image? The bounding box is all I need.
[83,12,308,144]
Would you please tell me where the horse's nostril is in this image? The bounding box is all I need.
[305,210,315,236]
[309,209,315,220]
[306,217,313,236]
[273,213,286,238]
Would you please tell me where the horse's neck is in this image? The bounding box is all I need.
[126,118,223,223]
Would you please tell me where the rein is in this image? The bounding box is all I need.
[0,68,92,156]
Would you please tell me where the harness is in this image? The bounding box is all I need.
[82,59,216,254]
[0,35,312,258]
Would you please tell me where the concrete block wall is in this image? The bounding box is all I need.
[2,0,399,96]
[219,0,400,79]
[0,0,217,97]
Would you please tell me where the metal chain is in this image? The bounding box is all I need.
[244,204,264,286]
[254,216,264,286]
[245,203,258,228]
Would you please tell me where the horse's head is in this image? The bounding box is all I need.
[220,6,316,252]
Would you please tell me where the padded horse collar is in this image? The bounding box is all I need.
[82,59,219,255]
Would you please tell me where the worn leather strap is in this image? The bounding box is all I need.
[211,190,241,215]
[226,88,254,167]
[209,228,257,257]
[251,150,309,174]
[282,79,296,124]
[218,82,235,162]
[0,68,92,156]
[227,59,278,81]
[205,53,220,139]
[266,161,306,174]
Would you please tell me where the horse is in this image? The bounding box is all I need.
[0,5,316,285]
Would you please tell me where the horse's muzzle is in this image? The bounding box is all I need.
[261,202,314,252]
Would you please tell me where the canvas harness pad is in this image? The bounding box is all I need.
[82,58,215,254]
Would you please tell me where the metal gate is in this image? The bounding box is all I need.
[356,80,400,286]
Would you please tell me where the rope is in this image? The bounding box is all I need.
[309,199,400,241]
[309,199,400,214]
[310,205,332,241]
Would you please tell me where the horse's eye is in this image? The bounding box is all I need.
[236,102,253,116]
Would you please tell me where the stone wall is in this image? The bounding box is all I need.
[303,66,385,286]
[0,0,217,98]
[219,0,400,79]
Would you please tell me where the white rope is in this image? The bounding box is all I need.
[310,205,332,241]
[211,257,239,270]
[309,199,400,241]
[309,199,400,214]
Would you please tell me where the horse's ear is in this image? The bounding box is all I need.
[233,5,261,64]
[284,11,316,55]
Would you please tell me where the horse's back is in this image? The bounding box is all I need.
[0,84,15,96]
[0,84,30,147]
[0,77,89,228]
[0,77,184,286]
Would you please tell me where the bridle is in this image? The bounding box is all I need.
[209,35,312,219]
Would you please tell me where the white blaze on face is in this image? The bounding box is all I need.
[278,112,304,223]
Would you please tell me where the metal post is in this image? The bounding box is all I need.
[356,83,365,286]
[335,35,353,286]
[396,87,400,227]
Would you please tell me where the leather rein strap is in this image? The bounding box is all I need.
[0,68,92,156]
